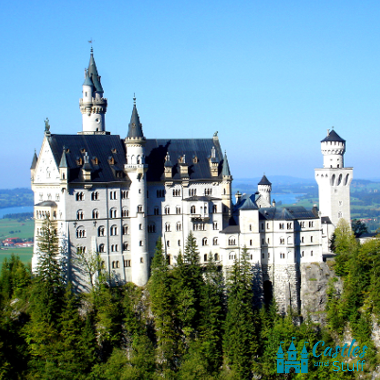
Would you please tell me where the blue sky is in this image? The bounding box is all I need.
[1,0,380,188]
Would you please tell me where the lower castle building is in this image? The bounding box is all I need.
[31,50,353,312]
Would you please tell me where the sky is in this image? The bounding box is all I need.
[1,0,380,188]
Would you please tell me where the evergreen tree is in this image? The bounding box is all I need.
[223,247,257,379]
[149,238,179,374]
[172,232,205,341]
[198,252,225,375]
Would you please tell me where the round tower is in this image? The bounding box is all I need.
[79,48,108,134]
[315,129,353,251]
[321,129,345,168]
[124,97,149,286]
[258,174,272,205]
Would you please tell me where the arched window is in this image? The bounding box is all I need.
[165,206,170,215]
[91,191,99,201]
[98,226,105,237]
[148,223,156,233]
[204,254,207,261]
[249,224,252,231]
[213,237,218,245]
[76,226,86,238]
[202,237,208,246]
[229,252,235,260]
[190,205,196,214]
[330,174,336,186]
[122,208,129,217]
[76,210,84,220]
[98,244,105,252]
[344,174,350,186]
[123,242,128,251]
[92,209,99,219]
[123,225,128,235]
[110,208,117,218]
[213,205,217,213]
[165,223,171,232]
[76,192,84,201]
[110,225,118,236]
[337,173,343,186]
[228,237,236,246]
[154,206,159,215]
[176,222,182,231]
[176,206,181,214]
[214,253,219,261]
[137,205,143,213]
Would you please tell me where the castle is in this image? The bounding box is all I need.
[30,49,353,311]
[277,338,308,374]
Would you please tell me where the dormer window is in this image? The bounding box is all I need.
[92,157,99,165]
[76,157,83,165]
[111,148,117,153]
[80,148,86,153]
[108,156,115,165]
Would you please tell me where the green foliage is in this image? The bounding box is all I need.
[352,219,368,238]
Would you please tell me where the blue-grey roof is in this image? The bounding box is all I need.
[184,195,221,202]
[48,134,127,183]
[35,201,57,207]
[221,151,231,176]
[144,138,224,181]
[83,70,93,87]
[258,174,271,186]
[47,134,226,184]
[127,104,145,139]
[220,225,240,234]
[234,193,260,211]
[259,206,317,221]
[59,150,68,168]
[30,151,38,170]
[88,51,104,93]
[321,130,345,143]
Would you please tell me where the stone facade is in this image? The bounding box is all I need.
[31,50,352,309]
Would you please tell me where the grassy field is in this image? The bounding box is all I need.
[0,218,34,240]
[0,218,34,270]
[0,247,33,269]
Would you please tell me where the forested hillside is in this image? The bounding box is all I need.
[1,218,380,379]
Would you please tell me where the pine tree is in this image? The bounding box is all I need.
[198,252,225,375]
[149,238,179,374]
[223,247,257,379]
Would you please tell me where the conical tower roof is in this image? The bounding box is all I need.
[288,340,297,351]
[258,174,271,186]
[88,48,104,93]
[321,129,345,143]
[127,97,145,139]
[59,149,68,168]
[222,151,231,176]
[83,69,93,87]
[30,151,38,170]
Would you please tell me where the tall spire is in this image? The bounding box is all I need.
[127,97,145,139]
[222,151,231,176]
[88,48,103,93]
[59,148,68,168]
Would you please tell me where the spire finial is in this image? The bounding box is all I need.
[88,39,94,53]
[133,93,136,105]
[44,118,50,134]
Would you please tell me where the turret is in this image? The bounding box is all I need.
[79,48,108,134]
[59,147,69,184]
[124,97,149,286]
[258,174,272,205]
[321,129,346,169]
[30,150,38,183]
[221,151,232,224]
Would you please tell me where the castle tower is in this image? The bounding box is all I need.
[221,151,232,226]
[124,97,149,286]
[258,174,272,205]
[300,342,309,373]
[277,342,285,373]
[79,48,108,134]
[315,129,353,228]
